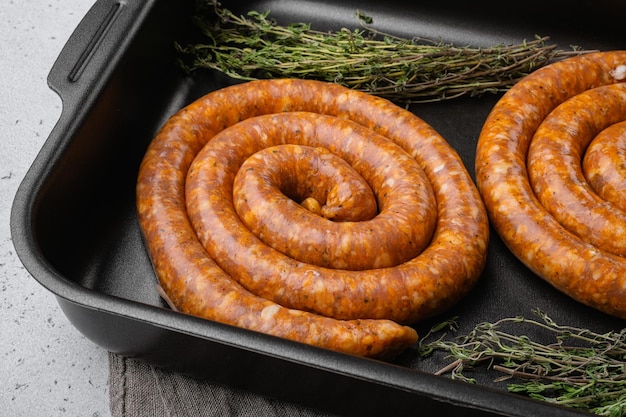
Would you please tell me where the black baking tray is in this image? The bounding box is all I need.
[10,0,626,416]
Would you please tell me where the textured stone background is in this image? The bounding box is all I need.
[1,1,110,416]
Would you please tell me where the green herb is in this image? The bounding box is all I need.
[418,309,626,416]
[177,1,588,103]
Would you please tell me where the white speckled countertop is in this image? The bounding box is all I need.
[1,1,111,416]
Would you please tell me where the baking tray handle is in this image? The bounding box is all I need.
[11,0,154,298]
[47,0,145,107]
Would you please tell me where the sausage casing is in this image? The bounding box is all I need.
[476,51,626,319]
[137,79,489,358]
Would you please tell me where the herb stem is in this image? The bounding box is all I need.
[178,1,591,103]
[419,309,626,416]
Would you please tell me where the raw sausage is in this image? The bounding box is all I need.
[476,51,626,319]
[137,79,489,358]
[138,79,488,358]
[235,144,379,223]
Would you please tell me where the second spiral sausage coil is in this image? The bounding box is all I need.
[476,51,626,319]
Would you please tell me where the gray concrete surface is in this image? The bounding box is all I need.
[1,1,111,416]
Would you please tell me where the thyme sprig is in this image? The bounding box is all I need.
[418,309,626,416]
[177,1,589,103]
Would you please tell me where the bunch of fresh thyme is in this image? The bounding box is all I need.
[418,309,626,416]
[177,1,588,103]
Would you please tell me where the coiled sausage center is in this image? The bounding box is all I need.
[187,112,437,273]
[527,83,626,257]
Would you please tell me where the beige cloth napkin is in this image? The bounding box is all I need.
[109,353,339,417]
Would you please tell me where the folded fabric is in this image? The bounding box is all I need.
[109,353,339,417]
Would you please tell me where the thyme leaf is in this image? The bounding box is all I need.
[419,309,626,416]
[178,1,590,103]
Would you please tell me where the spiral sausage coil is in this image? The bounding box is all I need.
[137,79,489,359]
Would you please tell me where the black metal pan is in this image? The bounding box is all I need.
[11,1,625,415]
